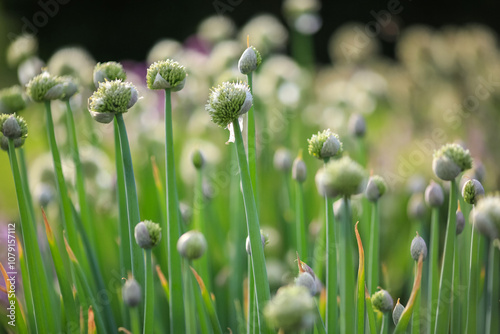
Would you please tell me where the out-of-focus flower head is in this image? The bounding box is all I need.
[47,47,96,87]
[146,39,183,65]
[7,34,38,68]
[328,22,380,65]
[239,14,288,55]
[198,16,236,45]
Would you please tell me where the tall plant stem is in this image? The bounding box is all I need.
[163,89,185,332]
[339,196,355,334]
[7,139,51,333]
[434,179,458,333]
[368,200,380,294]
[44,101,81,260]
[143,249,154,334]
[325,194,338,334]
[485,241,499,334]
[465,206,480,333]
[115,113,146,323]
[246,72,257,198]
[65,100,94,247]
[295,181,308,259]
[428,207,439,334]
[232,119,270,333]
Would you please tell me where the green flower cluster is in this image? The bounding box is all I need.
[206,81,253,128]
[316,156,366,197]
[146,59,187,91]
[135,220,162,249]
[308,129,343,160]
[432,143,472,180]
[26,71,64,102]
[0,114,28,151]
[88,80,138,123]
[0,85,26,114]
[93,61,127,88]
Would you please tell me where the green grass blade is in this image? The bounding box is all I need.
[0,262,28,334]
[434,179,458,333]
[393,255,423,334]
[163,89,185,333]
[314,299,326,334]
[368,201,380,294]
[16,237,35,332]
[340,196,355,334]
[485,241,499,334]
[232,119,271,333]
[365,287,377,334]
[465,207,480,333]
[325,195,337,334]
[191,267,223,334]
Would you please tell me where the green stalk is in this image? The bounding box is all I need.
[115,113,146,321]
[325,194,337,334]
[485,241,499,334]
[434,179,458,334]
[314,300,326,334]
[295,181,308,259]
[355,223,365,334]
[428,207,439,334]
[163,89,185,333]
[143,250,154,334]
[0,263,28,334]
[7,138,49,333]
[365,287,377,334]
[192,269,210,334]
[412,264,421,334]
[16,238,35,332]
[248,260,256,334]
[340,196,355,334]
[451,242,460,334]
[465,207,480,333]
[381,312,390,334]
[368,200,380,294]
[44,101,81,260]
[42,209,79,333]
[65,100,94,248]
[232,119,271,332]
[17,148,36,226]
[183,259,197,334]
[246,72,257,198]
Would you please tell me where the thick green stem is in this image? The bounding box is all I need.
[451,242,460,333]
[428,207,439,334]
[115,113,146,323]
[412,264,421,334]
[368,200,379,294]
[233,119,271,332]
[295,182,308,259]
[144,250,154,334]
[163,89,185,332]
[325,195,338,334]
[247,72,257,199]
[434,179,458,334]
[248,259,256,334]
[465,207,479,333]
[44,101,81,260]
[193,170,212,291]
[485,241,499,334]
[340,196,355,334]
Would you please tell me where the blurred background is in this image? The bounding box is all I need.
[1,0,500,320]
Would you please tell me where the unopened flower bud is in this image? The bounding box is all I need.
[2,116,22,139]
[425,180,444,207]
[456,206,465,235]
[393,299,405,325]
[191,149,205,169]
[134,220,162,249]
[122,276,141,307]
[177,230,207,260]
[206,81,252,128]
[264,285,316,331]
[292,155,307,183]
[273,148,292,172]
[365,175,387,202]
[238,46,262,74]
[462,179,485,205]
[93,61,126,88]
[146,59,187,91]
[307,129,342,160]
[410,232,427,261]
[0,114,28,151]
[432,143,472,181]
[295,272,317,296]
[348,113,366,138]
[371,289,394,313]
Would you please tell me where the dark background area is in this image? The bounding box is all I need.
[1,0,500,63]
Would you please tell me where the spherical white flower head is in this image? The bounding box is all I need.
[206,81,253,128]
[432,143,472,181]
[26,71,65,102]
[472,196,500,240]
[177,230,207,260]
[88,80,139,124]
[307,129,343,160]
[318,156,366,198]
[146,59,187,91]
[264,285,316,332]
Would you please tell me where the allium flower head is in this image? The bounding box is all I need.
[316,156,365,197]
[308,129,343,160]
[7,34,38,68]
[206,81,252,128]
[177,230,207,260]
[264,285,316,331]
[472,195,500,240]
[134,220,162,249]
[88,80,139,124]
[0,114,28,151]
[58,76,79,101]
[47,47,95,86]
[146,59,187,91]
[93,61,126,88]
[432,143,472,181]
[0,86,26,114]
[371,289,394,313]
[462,179,485,205]
[26,71,65,102]
[365,175,387,202]
[238,46,262,74]
[425,180,444,207]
